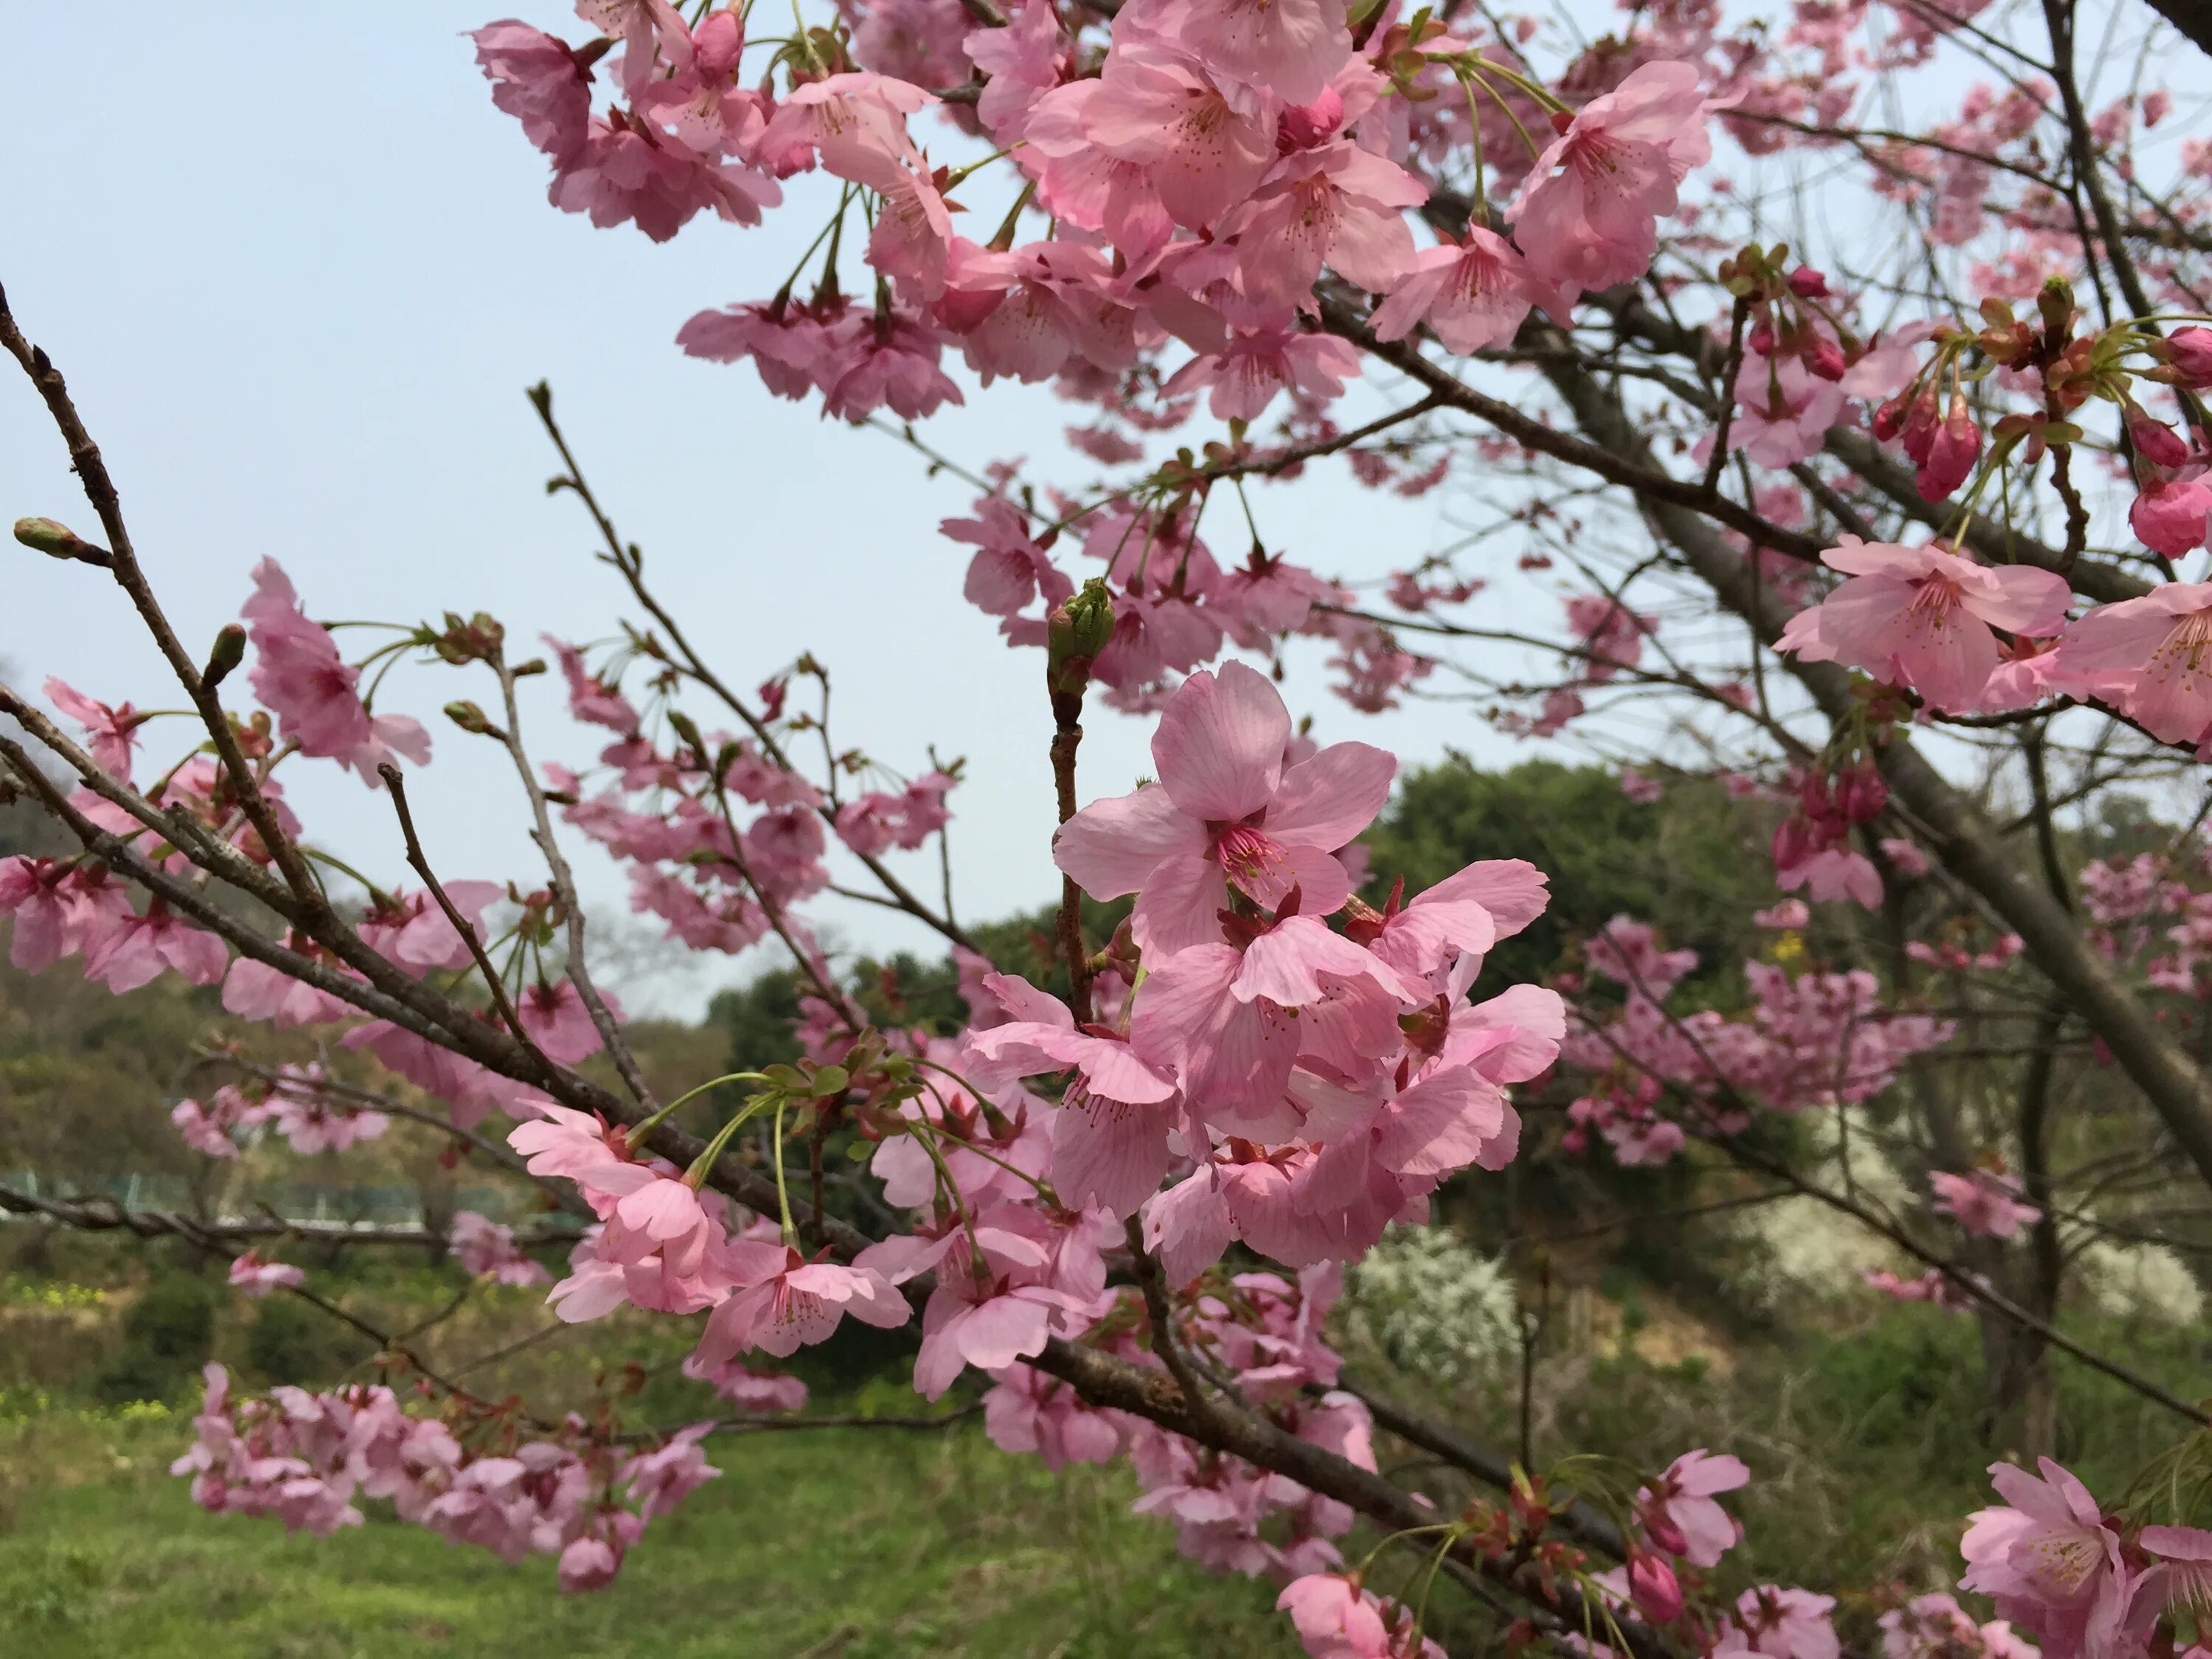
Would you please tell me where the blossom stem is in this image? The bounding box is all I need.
[629,1070,776,1149]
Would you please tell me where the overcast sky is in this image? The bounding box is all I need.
[0,5,1568,1015]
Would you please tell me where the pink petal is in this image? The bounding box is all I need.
[1265,740,1396,849]
[1053,784,1206,898]
[1150,661,1290,821]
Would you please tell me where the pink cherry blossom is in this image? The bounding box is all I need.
[1961,1458,2135,1659]
[242,560,431,783]
[1164,327,1363,422]
[2049,582,2212,746]
[1278,1572,1392,1659]
[44,677,144,779]
[1079,49,1279,232]
[229,1252,305,1299]
[1054,661,1392,957]
[470,20,597,167]
[83,902,227,993]
[2130,474,2212,559]
[1215,142,1426,308]
[1777,538,2073,712]
[450,1211,551,1285]
[681,1350,810,1413]
[1638,1448,1749,1566]
[756,72,933,182]
[1509,60,1713,296]
[1145,0,1352,107]
[1371,229,1570,355]
[694,1245,911,1361]
[1930,1169,2039,1239]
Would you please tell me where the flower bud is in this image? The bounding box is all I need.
[2036,275,2076,341]
[445,700,495,734]
[1047,577,1116,697]
[13,516,112,567]
[202,624,248,691]
[1629,1552,1684,1625]
[2126,405,2193,469]
[1787,267,1830,298]
[1837,761,1888,824]
[2162,326,2212,390]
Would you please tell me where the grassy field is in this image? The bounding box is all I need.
[0,1405,1289,1659]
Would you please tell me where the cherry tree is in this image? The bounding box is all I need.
[7,0,2212,1651]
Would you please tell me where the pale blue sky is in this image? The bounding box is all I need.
[0,5,1543,1012]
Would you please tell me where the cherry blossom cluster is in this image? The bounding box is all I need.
[171,1066,392,1162]
[1960,1457,2212,1659]
[1560,916,1954,1167]
[171,1365,716,1592]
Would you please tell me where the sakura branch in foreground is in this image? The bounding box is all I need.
[9,0,2212,1650]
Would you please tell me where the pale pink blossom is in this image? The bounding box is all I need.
[1054,661,1391,957]
[44,677,144,780]
[1370,229,1569,355]
[229,1252,305,1299]
[1777,538,2073,713]
[2049,582,2212,746]
[1930,1169,2039,1239]
[242,560,431,783]
[1164,327,1362,422]
[694,1245,911,1360]
[1509,61,1712,296]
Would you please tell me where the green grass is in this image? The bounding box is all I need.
[0,1411,1290,1659]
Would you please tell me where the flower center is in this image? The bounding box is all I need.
[1907,574,1962,632]
[1213,824,1287,897]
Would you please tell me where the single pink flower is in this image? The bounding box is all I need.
[2124,478,2212,562]
[83,902,227,993]
[1638,1449,1750,1567]
[1961,1458,2135,1659]
[44,677,144,780]
[1079,48,1279,232]
[449,1211,550,1286]
[1215,142,1425,308]
[552,111,780,242]
[517,978,620,1064]
[1930,1169,2039,1239]
[1164,327,1363,422]
[242,560,432,783]
[470,20,597,167]
[1508,60,1711,296]
[1371,229,1570,355]
[1054,661,1394,957]
[697,1245,909,1361]
[229,1252,305,1299]
[1278,1572,1391,1658]
[1148,0,1352,107]
[1777,537,2073,712]
[754,72,931,181]
[2050,582,2212,745]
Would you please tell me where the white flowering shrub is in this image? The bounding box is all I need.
[1342,1227,1522,1389]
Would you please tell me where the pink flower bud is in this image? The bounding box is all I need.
[1788,268,1831,298]
[1806,338,1846,381]
[2126,406,2193,469]
[1914,394,1980,501]
[1837,762,1889,824]
[1629,1551,1684,1624]
[2166,327,2212,389]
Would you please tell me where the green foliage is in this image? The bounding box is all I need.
[241,1295,373,1391]
[1362,757,1774,994]
[0,1413,1284,1659]
[93,1271,215,1407]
